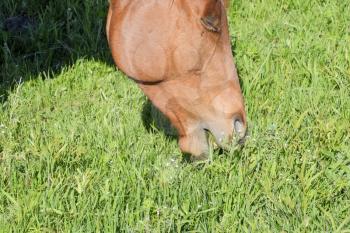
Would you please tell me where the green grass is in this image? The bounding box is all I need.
[1,0,350,232]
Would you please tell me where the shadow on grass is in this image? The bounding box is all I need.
[141,99,178,141]
[0,0,112,103]
[141,100,201,163]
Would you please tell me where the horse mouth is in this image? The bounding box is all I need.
[204,126,247,152]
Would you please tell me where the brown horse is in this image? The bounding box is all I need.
[106,0,247,159]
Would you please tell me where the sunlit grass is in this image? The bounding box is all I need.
[1,0,350,232]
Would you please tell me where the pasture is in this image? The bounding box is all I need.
[1,0,350,232]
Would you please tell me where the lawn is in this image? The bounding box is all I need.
[1,0,350,232]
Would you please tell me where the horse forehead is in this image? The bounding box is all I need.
[115,0,203,16]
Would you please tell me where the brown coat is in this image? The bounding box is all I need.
[107,0,247,158]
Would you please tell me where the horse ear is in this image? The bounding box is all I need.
[200,0,222,33]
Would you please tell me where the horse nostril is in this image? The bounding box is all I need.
[233,118,246,139]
